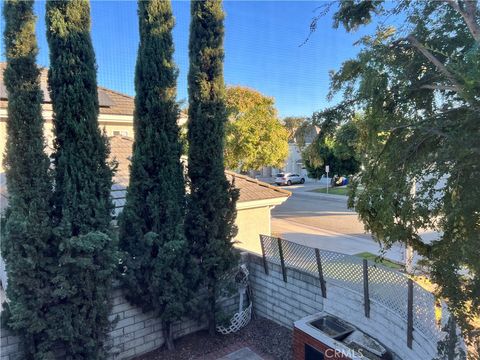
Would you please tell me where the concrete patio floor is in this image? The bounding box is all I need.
[217,347,265,360]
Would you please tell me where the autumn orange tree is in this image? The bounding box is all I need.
[225,86,289,172]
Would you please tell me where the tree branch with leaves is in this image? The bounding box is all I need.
[305,0,479,350]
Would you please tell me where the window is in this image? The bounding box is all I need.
[113,130,128,136]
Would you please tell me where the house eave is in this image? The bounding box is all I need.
[0,108,133,122]
[236,196,289,210]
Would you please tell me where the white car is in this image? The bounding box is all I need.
[275,173,305,186]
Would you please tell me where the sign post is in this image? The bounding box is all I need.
[325,165,329,194]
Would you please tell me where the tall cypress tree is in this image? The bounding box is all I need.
[1,1,54,357]
[118,0,192,350]
[186,0,239,334]
[46,1,117,358]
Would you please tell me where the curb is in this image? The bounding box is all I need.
[302,190,349,200]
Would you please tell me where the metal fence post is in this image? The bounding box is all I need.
[277,237,287,282]
[407,278,414,348]
[363,259,370,318]
[315,248,327,298]
[259,235,269,275]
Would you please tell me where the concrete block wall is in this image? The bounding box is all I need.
[1,326,21,360]
[248,255,325,329]
[0,285,207,360]
[106,286,207,359]
[247,253,442,360]
[0,253,444,360]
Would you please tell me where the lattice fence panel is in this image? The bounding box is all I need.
[281,240,317,274]
[260,235,281,265]
[259,235,440,340]
[320,250,364,294]
[412,282,438,338]
[369,264,409,322]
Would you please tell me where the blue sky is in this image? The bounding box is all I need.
[1,1,372,117]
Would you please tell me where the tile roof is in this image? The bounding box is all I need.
[109,136,290,203]
[0,62,134,116]
[224,170,291,202]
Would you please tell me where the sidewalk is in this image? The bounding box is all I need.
[271,217,407,263]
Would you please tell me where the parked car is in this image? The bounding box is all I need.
[275,173,305,186]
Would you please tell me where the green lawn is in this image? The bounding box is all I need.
[354,252,404,270]
[311,186,349,196]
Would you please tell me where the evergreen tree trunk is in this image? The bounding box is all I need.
[1,1,54,357]
[118,0,192,350]
[163,321,175,351]
[46,1,117,358]
[208,283,217,335]
[186,0,239,335]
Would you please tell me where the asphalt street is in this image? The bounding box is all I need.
[271,183,407,263]
[272,183,368,238]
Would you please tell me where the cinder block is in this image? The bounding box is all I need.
[278,301,294,313]
[124,307,143,319]
[134,312,154,323]
[154,337,164,347]
[108,328,124,339]
[135,340,157,355]
[0,327,12,337]
[113,332,135,346]
[108,345,122,357]
[7,336,20,346]
[134,325,154,339]
[144,330,163,344]
[117,348,135,359]
[299,295,321,310]
[291,277,309,291]
[284,284,301,296]
[113,316,135,330]
[124,321,144,335]
[2,342,19,355]
[123,337,144,351]
[108,312,124,322]
[111,302,132,315]
[144,317,161,329]
[11,354,27,360]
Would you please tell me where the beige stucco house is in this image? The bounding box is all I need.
[255,124,320,180]
[0,62,138,175]
[0,63,289,260]
[109,136,290,254]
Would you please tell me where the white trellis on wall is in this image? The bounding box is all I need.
[216,264,252,335]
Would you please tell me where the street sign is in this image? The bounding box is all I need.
[325,165,329,194]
